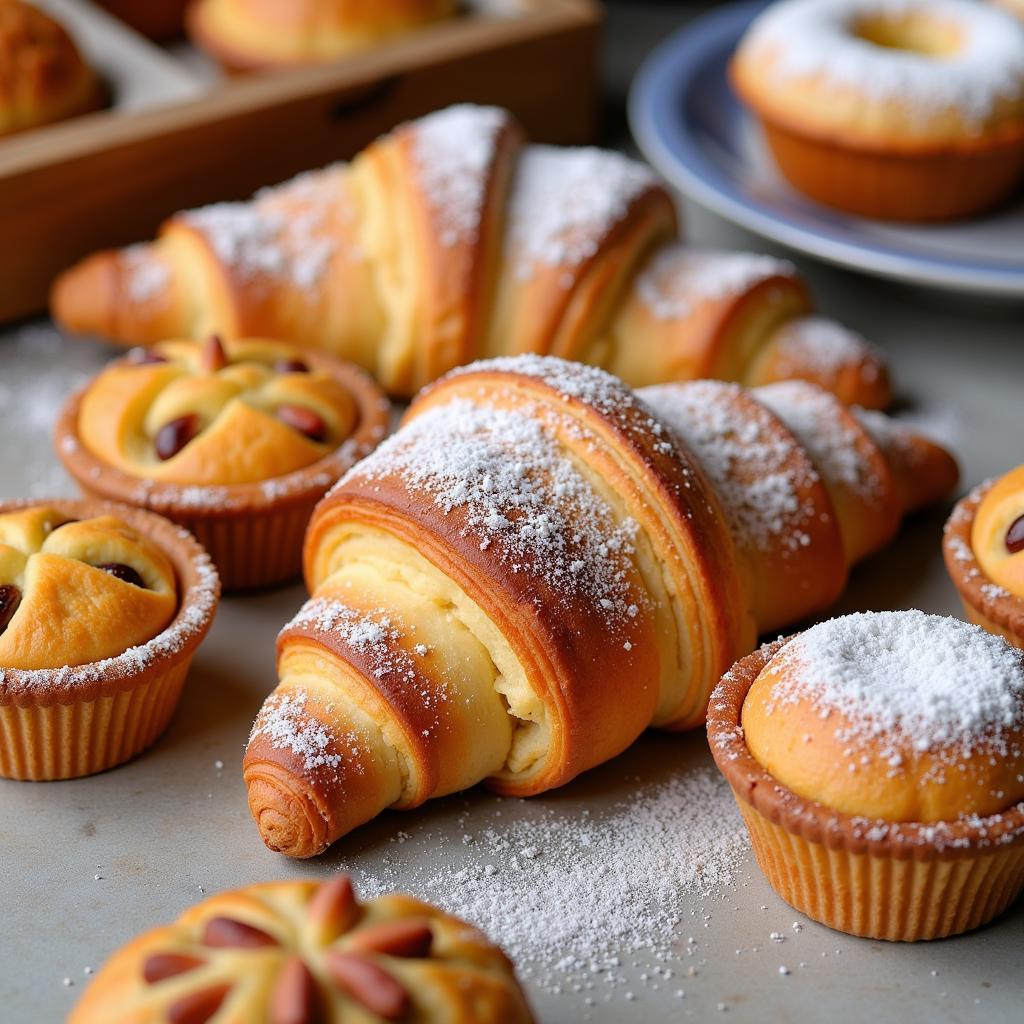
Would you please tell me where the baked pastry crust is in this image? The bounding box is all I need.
[95,0,188,41]
[55,338,390,591]
[0,0,101,136]
[187,0,456,71]
[709,630,1024,940]
[731,0,1024,220]
[0,498,219,780]
[944,477,1024,649]
[70,877,534,1023]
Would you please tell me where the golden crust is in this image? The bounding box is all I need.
[0,498,218,780]
[0,1,101,136]
[70,877,534,1024]
[945,477,1024,650]
[187,0,456,70]
[56,340,390,591]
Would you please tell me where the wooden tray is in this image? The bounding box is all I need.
[0,0,602,323]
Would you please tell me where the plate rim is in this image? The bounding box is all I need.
[627,0,1024,298]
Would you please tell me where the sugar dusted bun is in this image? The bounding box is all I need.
[709,610,1024,940]
[742,611,1024,822]
[731,0,1024,220]
[0,1,101,136]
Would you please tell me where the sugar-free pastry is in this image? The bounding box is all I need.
[731,0,1024,220]
[96,0,188,41]
[241,355,957,857]
[0,499,218,780]
[70,876,534,1023]
[52,104,892,407]
[0,0,102,137]
[55,336,389,591]
[944,465,1024,649]
[709,610,1024,941]
[187,0,456,70]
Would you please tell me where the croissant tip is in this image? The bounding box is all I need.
[50,252,115,336]
[246,771,330,860]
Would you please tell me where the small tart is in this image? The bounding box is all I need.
[0,498,219,781]
[0,1,102,137]
[56,337,390,591]
[944,468,1024,649]
[709,611,1024,941]
[731,0,1024,220]
[70,876,534,1024]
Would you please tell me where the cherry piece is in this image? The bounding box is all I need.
[96,563,145,589]
[167,984,232,1024]
[128,348,168,365]
[143,953,206,984]
[1006,515,1024,555]
[0,585,21,635]
[273,358,310,375]
[155,414,201,461]
[347,921,433,959]
[269,956,321,1024]
[201,916,279,949]
[201,334,228,372]
[324,952,409,1021]
[277,405,327,443]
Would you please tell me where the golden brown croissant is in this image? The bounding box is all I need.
[187,0,456,70]
[52,105,892,406]
[242,355,957,857]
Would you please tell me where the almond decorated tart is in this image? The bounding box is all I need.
[70,876,534,1024]
[709,610,1024,941]
[56,336,390,591]
[944,465,1024,649]
[0,499,218,780]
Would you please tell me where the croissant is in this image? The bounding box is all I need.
[242,355,957,857]
[52,104,892,407]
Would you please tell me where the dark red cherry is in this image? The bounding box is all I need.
[155,414,201,460]
[0,585,21,634]
[277,404,327,443]
[273,358,310,374]
[96,563,146,588]
[201,334,229,372]
[1007,515,1024,555]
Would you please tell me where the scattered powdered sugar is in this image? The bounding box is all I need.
[409,105,508,248]
[347,760,748,993]
[641,381,817,553]
[507,145,658,280]
[345,394,643,627]
[770,317,880,383]
[743,0,1024,127]
[636,247,795,321]
[755,381,879,497]
[122,245,171,304]
[249,690,344,774]
[766,611,1024,758]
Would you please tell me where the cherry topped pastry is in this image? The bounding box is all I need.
[57,338,390,590]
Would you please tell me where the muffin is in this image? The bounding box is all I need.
[945,465,1024,649]
[0,499,218,780]
[70,876,535,1023]
[709,610,1024,940]
[0,0,102,137]
[731,0,1024,220]
[55,336,390,591]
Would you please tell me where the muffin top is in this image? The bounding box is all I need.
[0,506,177,670]
[77,337,361,487]
[741,610,1024,822]
[972,464,1024,600]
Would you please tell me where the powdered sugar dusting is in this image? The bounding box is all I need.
[755,381,879,497]
[508,146,658,280]
[636,247,794,321]
[767,611,1024,759]
[249,690,344,773]
[122,245,171,304]
[344,393,643,628]
[771,317,880,383]
[641,381,817,553]
[410,105,508,248]
[743,0,1024,127]
[347,758,748,993]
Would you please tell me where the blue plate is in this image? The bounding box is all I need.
[628,0,1024,297]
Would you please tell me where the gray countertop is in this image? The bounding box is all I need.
[2,3,1024,1022]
